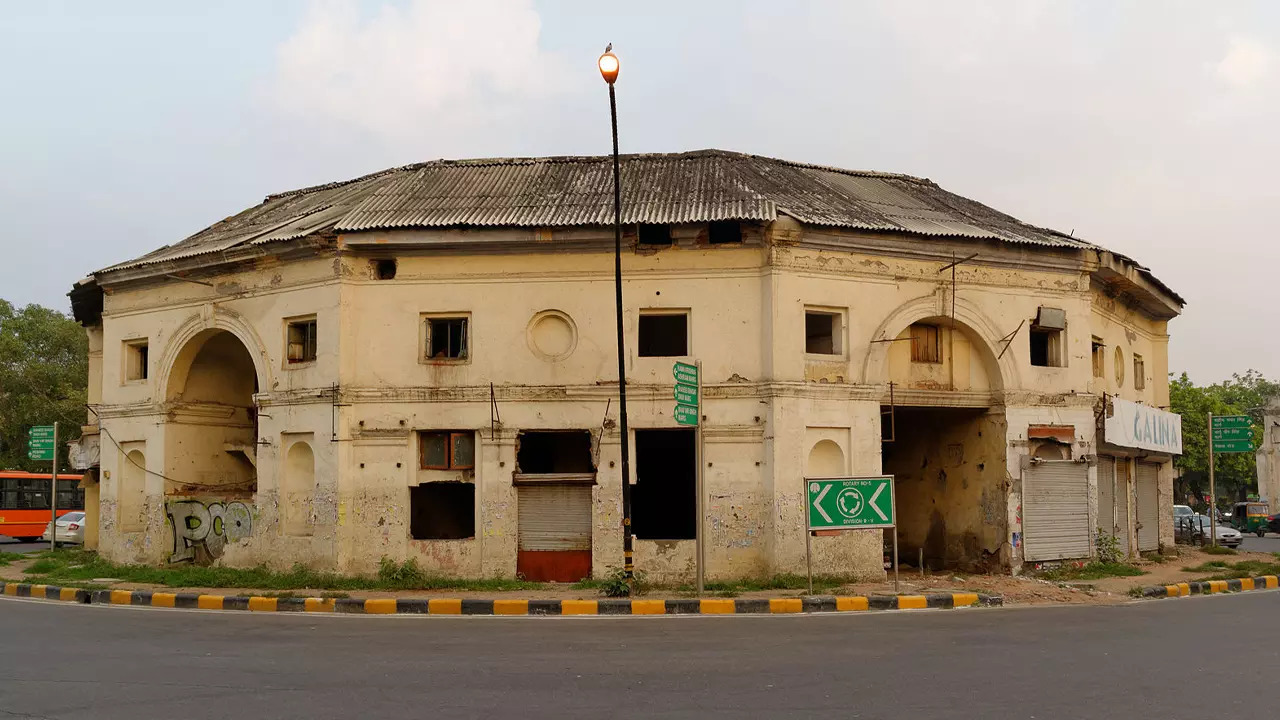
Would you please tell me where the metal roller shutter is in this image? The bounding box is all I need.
[1024,460,1091,561]
[518,484,592,551]
[1097,456,1130,555]
[1136,462,1160,552]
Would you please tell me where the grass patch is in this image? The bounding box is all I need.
[1200,544,1238,556]
[1185,558,1280,580]
[22,550,547,593]
[1034,562,1146,581]
[1141,552,1171,564]
[0,551,24,567]
[1127,585,1148,598]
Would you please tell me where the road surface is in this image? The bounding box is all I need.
[1239,534,1280,554]
[0,537,49,554]
[1,590,1277,719]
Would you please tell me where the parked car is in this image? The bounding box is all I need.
[1174,505,1194,519]
[1177,514,1243,548]
[39,511,86,546]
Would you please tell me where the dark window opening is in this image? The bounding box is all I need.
[633,429,696,540]
[1091,337,1105,378]
[516,431,595,474]
[374,258,397,280]
[805,311,840,355]
[287,319,318,363]
[420,431,475,470]
[426,317,468,360]
[708,221,742,244]
[910,324,941,363]
[638,224,673,246]
[638,313,688,357]
[410,482,475,539]
[1134,354,1146,390]
[126,340,149,381]
[1029,327,1063,367]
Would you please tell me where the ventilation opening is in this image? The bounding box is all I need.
[633,428,696,540]
[638,224,673,246]
[805,311,840,355]
[638,313,689,357]
[374,258,397,280]
[708,221,742,244]
[516,431,595,474]
[410,483,475,539]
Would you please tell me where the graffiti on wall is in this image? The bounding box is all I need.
[167,499,254,563]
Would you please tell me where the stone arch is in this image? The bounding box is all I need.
[861,294,1018,392]
[158,308,272,402]
[282,438,316,536]
[806,439,846,477]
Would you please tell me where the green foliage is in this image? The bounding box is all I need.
[1184,558,1280,580]
[1170,370,1279,511]
[377,556,426,585]
[1095,530,1122,564]
[0,300,88,470]
[1035,562,1145,581]
[596,567,648,597]
[0,551,23,566]
[1200,544,1238,555]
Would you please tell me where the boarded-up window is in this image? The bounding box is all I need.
[1091,337,1105,378]
[1133,354,1145,390]
[910,324,941,364]
[420,431,475,470]
[287,319,317,363]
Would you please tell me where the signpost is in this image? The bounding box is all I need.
[673,361,704,594]
[805,476,898,593]
[28,424,59,549]
[1208,414,1254,546]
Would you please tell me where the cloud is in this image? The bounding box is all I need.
[1215,35,1273,89]
[266,0,573,152]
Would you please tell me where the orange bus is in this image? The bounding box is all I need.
[0,471,85,542]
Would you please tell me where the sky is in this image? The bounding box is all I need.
[1,0,1277,384]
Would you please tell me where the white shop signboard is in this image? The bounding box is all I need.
[1104,397,1183,455]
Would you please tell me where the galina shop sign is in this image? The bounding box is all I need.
[1104,397,1183,454]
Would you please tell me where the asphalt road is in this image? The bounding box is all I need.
[1239,534,1280,553]
[1,592,1277,719]
[0,537,49,553]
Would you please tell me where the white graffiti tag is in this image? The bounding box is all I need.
[167,500,253,563]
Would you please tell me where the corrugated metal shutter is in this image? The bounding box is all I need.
[1136,462,1160,552]
[518,485,592,551]
[1024,460,1091,561]
[1097,456,1130,555]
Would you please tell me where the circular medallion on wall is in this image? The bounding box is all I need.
[527,310,578,361]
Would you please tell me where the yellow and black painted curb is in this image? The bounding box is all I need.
[1140,575,1279,599]
[2,583,1001,616]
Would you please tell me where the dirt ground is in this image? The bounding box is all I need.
[3,546,1275,605]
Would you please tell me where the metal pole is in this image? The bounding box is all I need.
[1208,412,1217,548]
[805,527,813,595]
[608,82,634,582]
[695,360,704,596]
[893,527,900,593]
[50,421,59,551]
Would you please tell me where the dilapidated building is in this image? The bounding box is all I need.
[69,150,1183,580]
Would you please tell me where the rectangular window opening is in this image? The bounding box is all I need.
[426,316,468,360]
[708,221,743,244]
[1030,309,1065,368]
[1091,337,1105,378]
[410,482,475,540]
[515,431,595,474]
[638,312,688,357]
[805,310,841,355]
[287,319,318,364]
[1134,354,1146,390]
[633,428,696,540]
[638,224,673,246]
[910,324,941,364]
[125,340,149,381]
[419,431,475,470]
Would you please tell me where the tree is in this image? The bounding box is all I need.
[0,300,88,471]
[1169,370,1279,511]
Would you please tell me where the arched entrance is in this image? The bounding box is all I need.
[874,313,1009,572]
[162,329,260,497]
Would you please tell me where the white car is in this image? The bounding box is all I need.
[39,512,86,546]
[1178,514,1242,548]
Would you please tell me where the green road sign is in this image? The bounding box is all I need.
[674,404,699,426]
[673,362,698,386]
[1213,439,1254,454]
[807,476,895,530]
[674,383,698,406]
[1211,415,1251,430]
[27,426,55,461]
[1212,427,1252,441]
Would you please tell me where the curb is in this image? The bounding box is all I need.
[1140,575,1279,599]
[2,583,1001,616]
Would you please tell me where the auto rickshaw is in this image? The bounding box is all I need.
[1229,501,1271,537]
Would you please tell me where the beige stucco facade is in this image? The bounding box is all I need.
[73,213,1182,580]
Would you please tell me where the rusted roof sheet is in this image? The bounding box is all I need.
[99,149,1094,274]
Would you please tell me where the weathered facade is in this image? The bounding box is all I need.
[69,150,1183,580]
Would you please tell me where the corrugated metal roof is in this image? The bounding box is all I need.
[99,149,1095,274]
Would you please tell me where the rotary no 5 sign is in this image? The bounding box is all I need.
[806,476,896,530]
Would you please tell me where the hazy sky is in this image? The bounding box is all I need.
[2,1,1277,384]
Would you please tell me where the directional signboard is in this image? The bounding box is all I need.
[807,476,895,530]
[27,426,55,461]
[673,361,699,427]
[1211,415,1254,453]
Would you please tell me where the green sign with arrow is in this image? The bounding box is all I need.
[28,425,55,461]
[807,476,895,530]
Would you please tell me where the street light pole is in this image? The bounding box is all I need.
[599,46,634,582]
